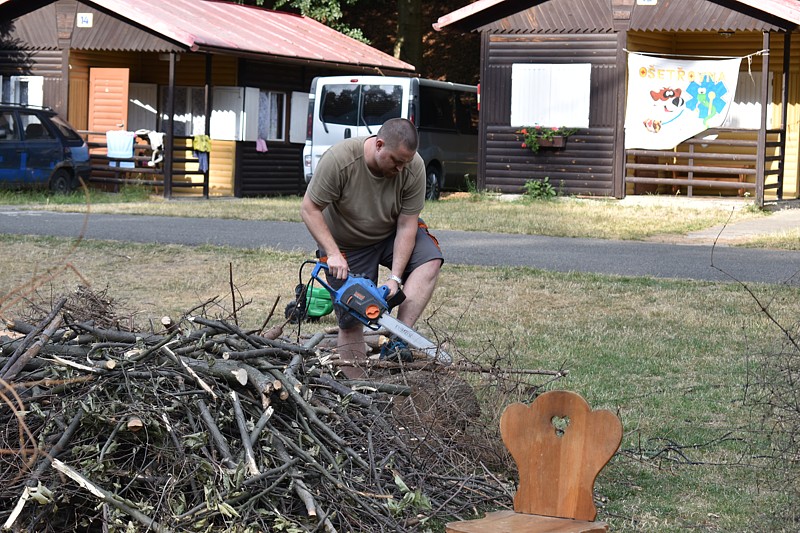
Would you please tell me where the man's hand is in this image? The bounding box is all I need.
[384,277,401,297]
[326,253,349,280]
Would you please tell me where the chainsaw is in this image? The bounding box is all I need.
[309,262,452,365]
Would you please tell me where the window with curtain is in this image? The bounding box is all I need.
[159,86,206,137]
[258,90,285,141]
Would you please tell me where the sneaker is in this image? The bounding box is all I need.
[379,337,413,363]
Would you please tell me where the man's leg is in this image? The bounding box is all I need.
[396,258,441,327]
[319,245,380,379]
[337,325,367,379]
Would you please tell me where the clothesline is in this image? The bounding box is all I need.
[623,48,768,60]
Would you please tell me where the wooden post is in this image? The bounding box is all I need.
[477,31,488,192]
[613,30,628,198]
[756,32,769,207]
[164,52,177,199]
[203,53,212,199]
[778,32,791,200]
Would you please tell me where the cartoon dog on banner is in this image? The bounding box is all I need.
[643,87,686,134]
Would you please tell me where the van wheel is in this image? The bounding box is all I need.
[49,169,74,194]
[425,166,440,200]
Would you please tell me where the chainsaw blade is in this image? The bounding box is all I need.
[377,314,452,365]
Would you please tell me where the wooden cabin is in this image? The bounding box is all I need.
[0,0,415,197]
[435,0,800,205]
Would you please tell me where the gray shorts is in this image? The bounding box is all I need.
[318,219,443,329]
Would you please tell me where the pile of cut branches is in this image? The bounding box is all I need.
[0,289,563,532]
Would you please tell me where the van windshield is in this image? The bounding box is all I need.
[320,84,403,127]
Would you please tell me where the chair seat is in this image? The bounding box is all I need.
[446,510,609,533]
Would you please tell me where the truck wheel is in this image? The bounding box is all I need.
[425,165,440,200]
[49,169,74,194]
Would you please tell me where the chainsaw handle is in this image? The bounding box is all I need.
[309,261,336,293]
[386,288,406,309]
[311,261,394,303]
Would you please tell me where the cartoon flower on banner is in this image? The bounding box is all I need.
[684,75,729,127]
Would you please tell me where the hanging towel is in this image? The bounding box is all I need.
[256,138,268,153]
[106,130,135,168]
[194,151,209,172]
[192,134,211,153]
[135,129,166,166]
[147,132,165,165]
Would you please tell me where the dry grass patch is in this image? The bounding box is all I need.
[423,196,766,240]
[10,192,772,242]
[737,227,800,249]
[0,235,306,327]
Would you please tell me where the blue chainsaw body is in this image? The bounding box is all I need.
[310,262,391,329]
[309,262,452,365]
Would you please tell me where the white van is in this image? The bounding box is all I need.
[302,75,478,199]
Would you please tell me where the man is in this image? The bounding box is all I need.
[300,118,443,378]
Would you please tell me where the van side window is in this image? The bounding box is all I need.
[419,86,456,131]
[361,84,403,125]
[320,85,359,126]
[456,92,479,135]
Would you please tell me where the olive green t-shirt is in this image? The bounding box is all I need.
[307,136,426,251]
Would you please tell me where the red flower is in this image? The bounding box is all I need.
[520,128,527,134]
[521,143,527,148]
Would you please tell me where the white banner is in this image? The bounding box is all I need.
[624,53,742,149]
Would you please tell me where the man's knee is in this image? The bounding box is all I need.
[409,258,442,279]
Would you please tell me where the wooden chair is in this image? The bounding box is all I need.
[446,390,623,533]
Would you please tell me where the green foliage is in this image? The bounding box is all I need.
[271,0,368,42]
[386,472,432,516]
[464,173,488,202]
[523,176,557,200]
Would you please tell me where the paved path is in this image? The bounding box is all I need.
[2,208,798,285]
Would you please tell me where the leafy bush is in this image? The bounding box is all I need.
[523,177,557,200]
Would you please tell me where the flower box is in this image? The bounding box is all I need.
[536,136,566,149]
[517,125,576,153]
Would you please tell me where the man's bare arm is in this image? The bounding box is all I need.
[300,194,349,279]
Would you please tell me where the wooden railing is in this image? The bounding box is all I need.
[80,131,209,196]
[625,128,784,204]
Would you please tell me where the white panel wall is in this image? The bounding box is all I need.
[511,64,591,128]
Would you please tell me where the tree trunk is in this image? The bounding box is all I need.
[395,0,422,68]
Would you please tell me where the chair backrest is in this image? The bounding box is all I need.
[500,390,622,521]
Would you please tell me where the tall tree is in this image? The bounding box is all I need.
[256,0,367,41]
[395,0,422,67]
[340,0,479,83]
[232,0,479,83]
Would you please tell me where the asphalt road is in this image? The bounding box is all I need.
[1,208,799,285]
